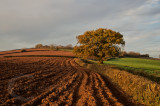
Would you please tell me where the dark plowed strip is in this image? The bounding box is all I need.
[0,57,137,106]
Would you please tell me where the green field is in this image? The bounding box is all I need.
[103,58,160,81]
[104,58,160,71]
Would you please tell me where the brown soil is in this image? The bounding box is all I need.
[0,49,74,57]
[0,52,136,105]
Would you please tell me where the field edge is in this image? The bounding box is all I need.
[74,58,160,105]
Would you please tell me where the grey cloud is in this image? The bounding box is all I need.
[0,0,160,57]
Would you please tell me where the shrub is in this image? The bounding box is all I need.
[55,46,59,51]
[64,44,73,49]
[122,51,149,58]
[35,44,43,49]
[21,49,27,52]
[35,43,73,50]
[50,44,55,50]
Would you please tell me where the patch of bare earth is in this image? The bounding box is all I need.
[0,49,74,57]
[0,57,135,105]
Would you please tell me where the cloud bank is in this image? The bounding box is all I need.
[0,0,160,57]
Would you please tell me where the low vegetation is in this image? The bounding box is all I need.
[104,58,160,71]
[35,44,73,51]
[103,57,160,82]
[87,57,160,83]
[122,51,149,58]
[21,49,27,52]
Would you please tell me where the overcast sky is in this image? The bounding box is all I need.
[0,0,160,57]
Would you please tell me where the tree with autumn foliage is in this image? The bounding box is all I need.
[73,28,125,64]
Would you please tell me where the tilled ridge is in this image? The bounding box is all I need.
[0,57,136,106]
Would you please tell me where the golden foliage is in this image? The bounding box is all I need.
[35,44,43,49]
[73,28,125,63]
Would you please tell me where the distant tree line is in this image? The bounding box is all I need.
[121,51,149,58]
[35,44,73,50]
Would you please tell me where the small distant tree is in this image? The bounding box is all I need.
[122,51,149,58]
[50,44,55,50]
[65,44,73,49]
[55,46,59,51]
[35,44,43,49]
[73,28,125,64]
[128,51,140,57]
[21,49,27,52]
[141,54,149,58]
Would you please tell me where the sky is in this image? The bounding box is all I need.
[0,0,160,58]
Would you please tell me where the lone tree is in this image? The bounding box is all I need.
[73,28,125,64]
[35,44,43,49]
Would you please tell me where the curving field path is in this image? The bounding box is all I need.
[0,57,135,106]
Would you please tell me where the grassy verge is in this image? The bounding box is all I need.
[103,58,160,83]
[74,58,160,105]
[88,58,160,83]
[104,57,160,71]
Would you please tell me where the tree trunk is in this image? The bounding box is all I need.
[99,60,103,64]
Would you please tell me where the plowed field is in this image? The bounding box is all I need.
[0,56,135,106]
[0,49,74,57]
